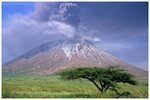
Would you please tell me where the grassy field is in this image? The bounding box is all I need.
[2,74,148,98]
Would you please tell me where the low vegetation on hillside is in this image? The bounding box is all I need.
[2,67,148,98]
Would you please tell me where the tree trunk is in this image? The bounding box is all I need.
[83,77,103,92]
[89,79,103,92]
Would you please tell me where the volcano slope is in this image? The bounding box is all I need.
[2,38,148,79]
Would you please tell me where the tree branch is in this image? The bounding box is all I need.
[104,85,109,92]
[100,81,104,91]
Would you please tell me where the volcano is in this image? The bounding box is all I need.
[2,38,147,79]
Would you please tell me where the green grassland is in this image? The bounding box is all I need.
[2,74,148,98]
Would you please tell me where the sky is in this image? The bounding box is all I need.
[2,2,148,70]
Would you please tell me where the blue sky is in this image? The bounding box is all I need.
[2,2,148,70]
[2,2,34,20]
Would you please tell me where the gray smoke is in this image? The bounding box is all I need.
[31,2,80,27]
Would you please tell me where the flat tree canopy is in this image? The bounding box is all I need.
[58,66,137,92]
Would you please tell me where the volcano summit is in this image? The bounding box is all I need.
[3,38,147,79]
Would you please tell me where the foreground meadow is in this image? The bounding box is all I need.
[2,75,148,98]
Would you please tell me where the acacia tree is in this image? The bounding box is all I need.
[58,66,137,93]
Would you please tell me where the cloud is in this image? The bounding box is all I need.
[31,2,58,22]
[44,20,75,37]
[2,2,81,63]
[2,2,148,70]
[81,36,101,42]
[53,2,80,27]
[31,2,80,27]
[2,2,99,63]
[51,3,78,21]
[59,3,78,15]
